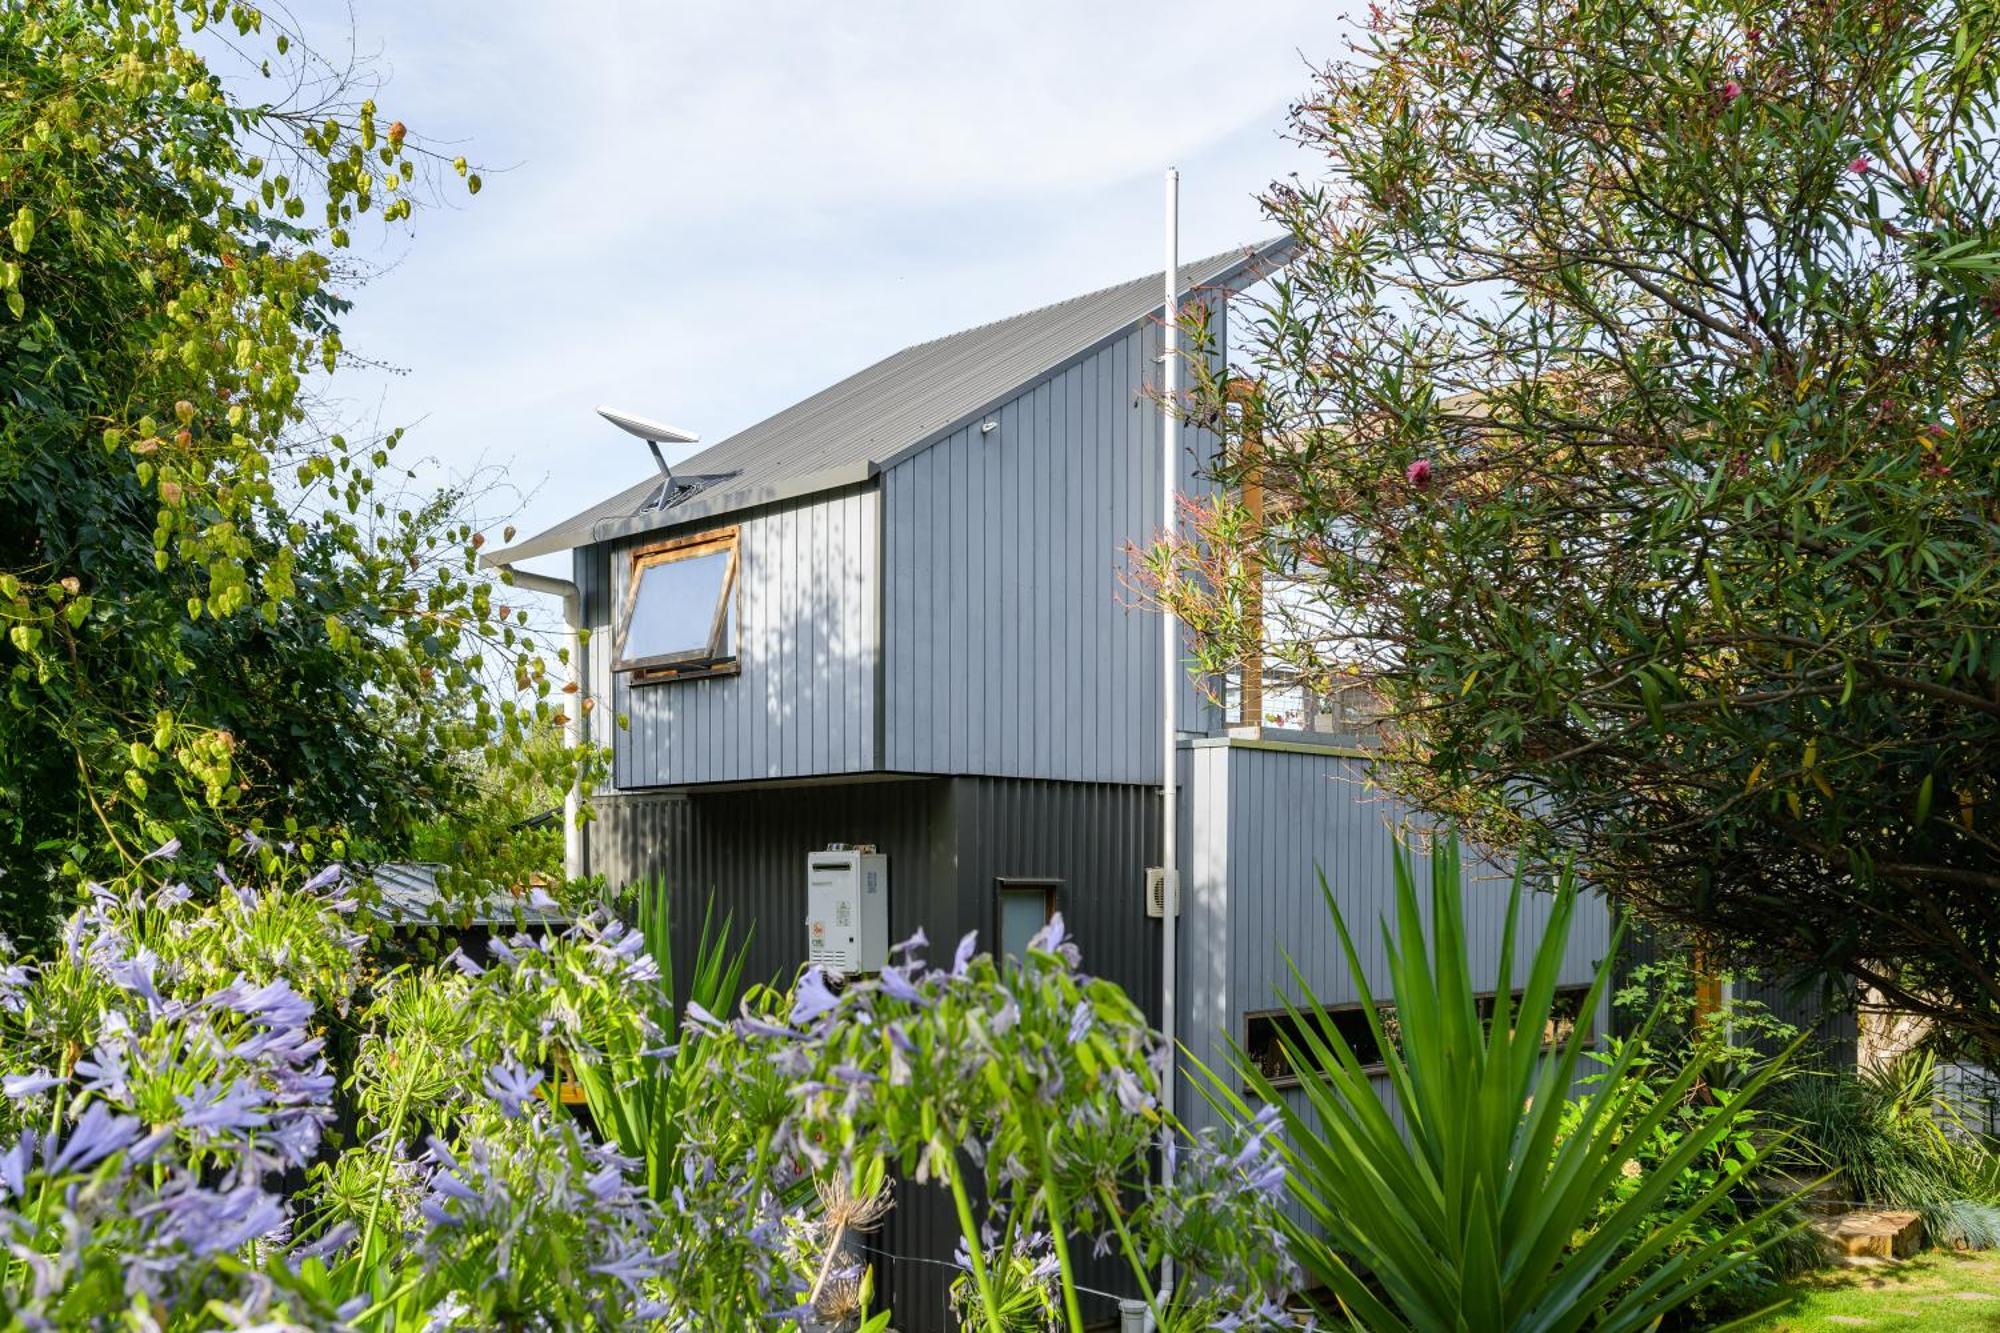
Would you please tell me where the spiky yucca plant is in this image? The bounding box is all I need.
[1202,839,1802,1332]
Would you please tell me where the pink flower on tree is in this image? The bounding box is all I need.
[1849,155,1872,174]
[1406,458,1434,488]
[1722,79,1743,101]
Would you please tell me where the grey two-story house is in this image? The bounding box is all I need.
[487,240,1611,1324]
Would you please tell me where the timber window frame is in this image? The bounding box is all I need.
[613,526,742,681]
[1243,985,1597,1088]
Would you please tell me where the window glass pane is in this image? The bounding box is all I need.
[1244,985,1592,1085]
[999,887,1050,961]
[623,549,730,663]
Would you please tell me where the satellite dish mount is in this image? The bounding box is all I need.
[596,407,701,513]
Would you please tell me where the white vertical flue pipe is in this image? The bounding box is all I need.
[1158,165,1181,1317]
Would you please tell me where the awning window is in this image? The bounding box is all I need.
[614,528,739,677]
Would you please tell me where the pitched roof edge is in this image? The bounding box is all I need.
[486,234,1294,566]
[560,460,879,553]
[869,234,1293,478]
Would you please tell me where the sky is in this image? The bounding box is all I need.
[269,2,1355,577]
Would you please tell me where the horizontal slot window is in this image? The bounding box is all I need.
[1245,985,1594,1086]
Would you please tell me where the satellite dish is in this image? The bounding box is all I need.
[596,406,699,445]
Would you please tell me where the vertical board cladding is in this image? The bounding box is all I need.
[880,315,1224,785]
[585,775,1163,1332]
[576,487,880,791]
[1176,739,1615,1132]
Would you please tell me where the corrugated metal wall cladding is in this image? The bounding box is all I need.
[589,776,1161,1330]
[880,314,1223,785]
[947,777,1165,1019]
[587,488,880,789]
[589,780,947,992]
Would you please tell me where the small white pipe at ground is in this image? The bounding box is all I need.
[496,564,586,884]
[1157,164,1180,1321]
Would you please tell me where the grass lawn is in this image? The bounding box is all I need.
[1732,1250,2000,1331]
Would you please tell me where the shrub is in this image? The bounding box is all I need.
[0,845,1306,1331]
[1561,1040,1811,1325]
[1779,1051,2000,1250]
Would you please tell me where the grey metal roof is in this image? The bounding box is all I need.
[350,862,570,927]
[487,237,1291,564]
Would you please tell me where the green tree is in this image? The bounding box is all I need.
[1159,0,2000,1055]
[0,1,588,943]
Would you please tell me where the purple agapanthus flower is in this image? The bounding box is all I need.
[292,1220,357,1262]
[733,1011,800,1041]
[1246,1159,1287,1196]
[43,1102,144,1175]
[952,930,979,976]
[177,1081,273,1134]
[682,1000,726,1033]
[0,959,32,1015]
[481,1062,544,1118]
[2,1071,60,1100]
[0,1131,33,1200]
[1110,1067,1153,1115]
[1067,999,1094,1044]
[171,1181,289,1256]
[878,965,927,1007]
[106,950,163,1008]
[220,978,313,1030]
[591,1243,665,1291]
[299,864,343,894]
[789,967,840,1026]
[443,948,484,977]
